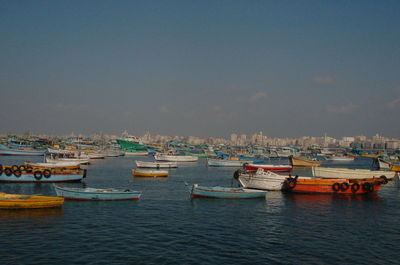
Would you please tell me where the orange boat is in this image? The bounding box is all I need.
[391,164,400,172]
[283,176,387,195]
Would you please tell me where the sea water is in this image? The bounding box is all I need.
[0,156,399,264]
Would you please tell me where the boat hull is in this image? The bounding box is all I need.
[207,159,252,167]
[0,168,86,183]
[283,177,384,195]
[191,184,267,199]
[312,167,397,179]
[290,156,321,167]
[132,169,168,177]
[0,193,64,209]
[244,163,292,172]
[155,154,198,162]
[54,186,141,200]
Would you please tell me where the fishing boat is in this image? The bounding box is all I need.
[283,176,387,195]
[0,192,64,209]
[190,184,267,199]
[155,154,198,162]
[0,165,86,182]
[0,144,47,156]
[54,185,141,200]
[325,155,355,162]
[391,164,400,172]
[290,156,321,167]
[132,169,169,177]
[243,163,293,172]
[135,160,178,168]
[207,158,252,167]
[234,169,311,191]
[312,166,397,180]
[46,157,90,165]
[25,161,81,169]
[373,158,392,170]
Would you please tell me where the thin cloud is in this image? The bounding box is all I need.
[313,76,335,85]
[326,103,357,114]
[211,105,222,112]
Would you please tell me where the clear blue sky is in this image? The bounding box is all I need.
[1,1,399,138]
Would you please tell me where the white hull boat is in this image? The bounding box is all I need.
[312,167,397,179]
[54,185,141,200]
[46,157,90,165]
[235,169,311,191]
[25,161,81,168]
[135,161,178,168]
[154,154,198,162]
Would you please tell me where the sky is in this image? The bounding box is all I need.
[1,1,399,138]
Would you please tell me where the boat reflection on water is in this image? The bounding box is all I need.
[0,207,64,220]
[284,192,382,208]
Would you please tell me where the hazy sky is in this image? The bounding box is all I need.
[1,1,399,138]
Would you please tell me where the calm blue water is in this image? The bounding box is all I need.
[1,156,399,265]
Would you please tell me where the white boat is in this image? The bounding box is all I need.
[154,154,198,162]
[135,161,178,168]
[312,167,397,180]
[25,161,81,168]
[235,169,311,191]
[46,157,90,165]
[207,158,252,167]
[54,185,141,200]
[325,156,355,162]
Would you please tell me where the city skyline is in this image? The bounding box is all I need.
[1,1,399,138]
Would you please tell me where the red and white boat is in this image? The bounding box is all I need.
[243,163,292,172]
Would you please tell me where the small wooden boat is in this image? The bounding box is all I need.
[132,169,169,177]
[325,155,355,162]
[283,176,387,195]
[25,161,81,169]
[243,163,292,172]
[0,165,87,182]
[46,157,90,165]
[0,144,47,156]
[235,169,311,191]
[190,184,267,199]
[54,185,141,200]
[154,154,198,162]
[135,160,178,168]
[207,158,252,167]
[0,192,64,209]
[391,164,400,172]
[312,166,397,179]
[290,156,321,167]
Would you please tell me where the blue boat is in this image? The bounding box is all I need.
[190,184,267,199]
[0,144,47,156]
[54,185,141,200]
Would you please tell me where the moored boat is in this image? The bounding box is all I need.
[135,160,178,168]
[234,169,311,191]
[132,169,169,177]
[207,158,252,167]
[125,151,149,156]
[25,161,81,169]
[190,184,267,199]
[155,154,198,162]
[54,185,141,200]
[0,192,64,209]
[243,163,292,172]
[312,166,397,179]
[391,164,400,172]
[325,155,355,162]
[283,176,387,195]
[290,156,321,167]
[46,157,90,165]
[0,144,47,156]
[0,165,86,182]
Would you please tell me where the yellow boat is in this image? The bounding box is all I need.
[0,192,64,209]
[391,164,400,172]
[290,156,321,167]
[132,169,169,178]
